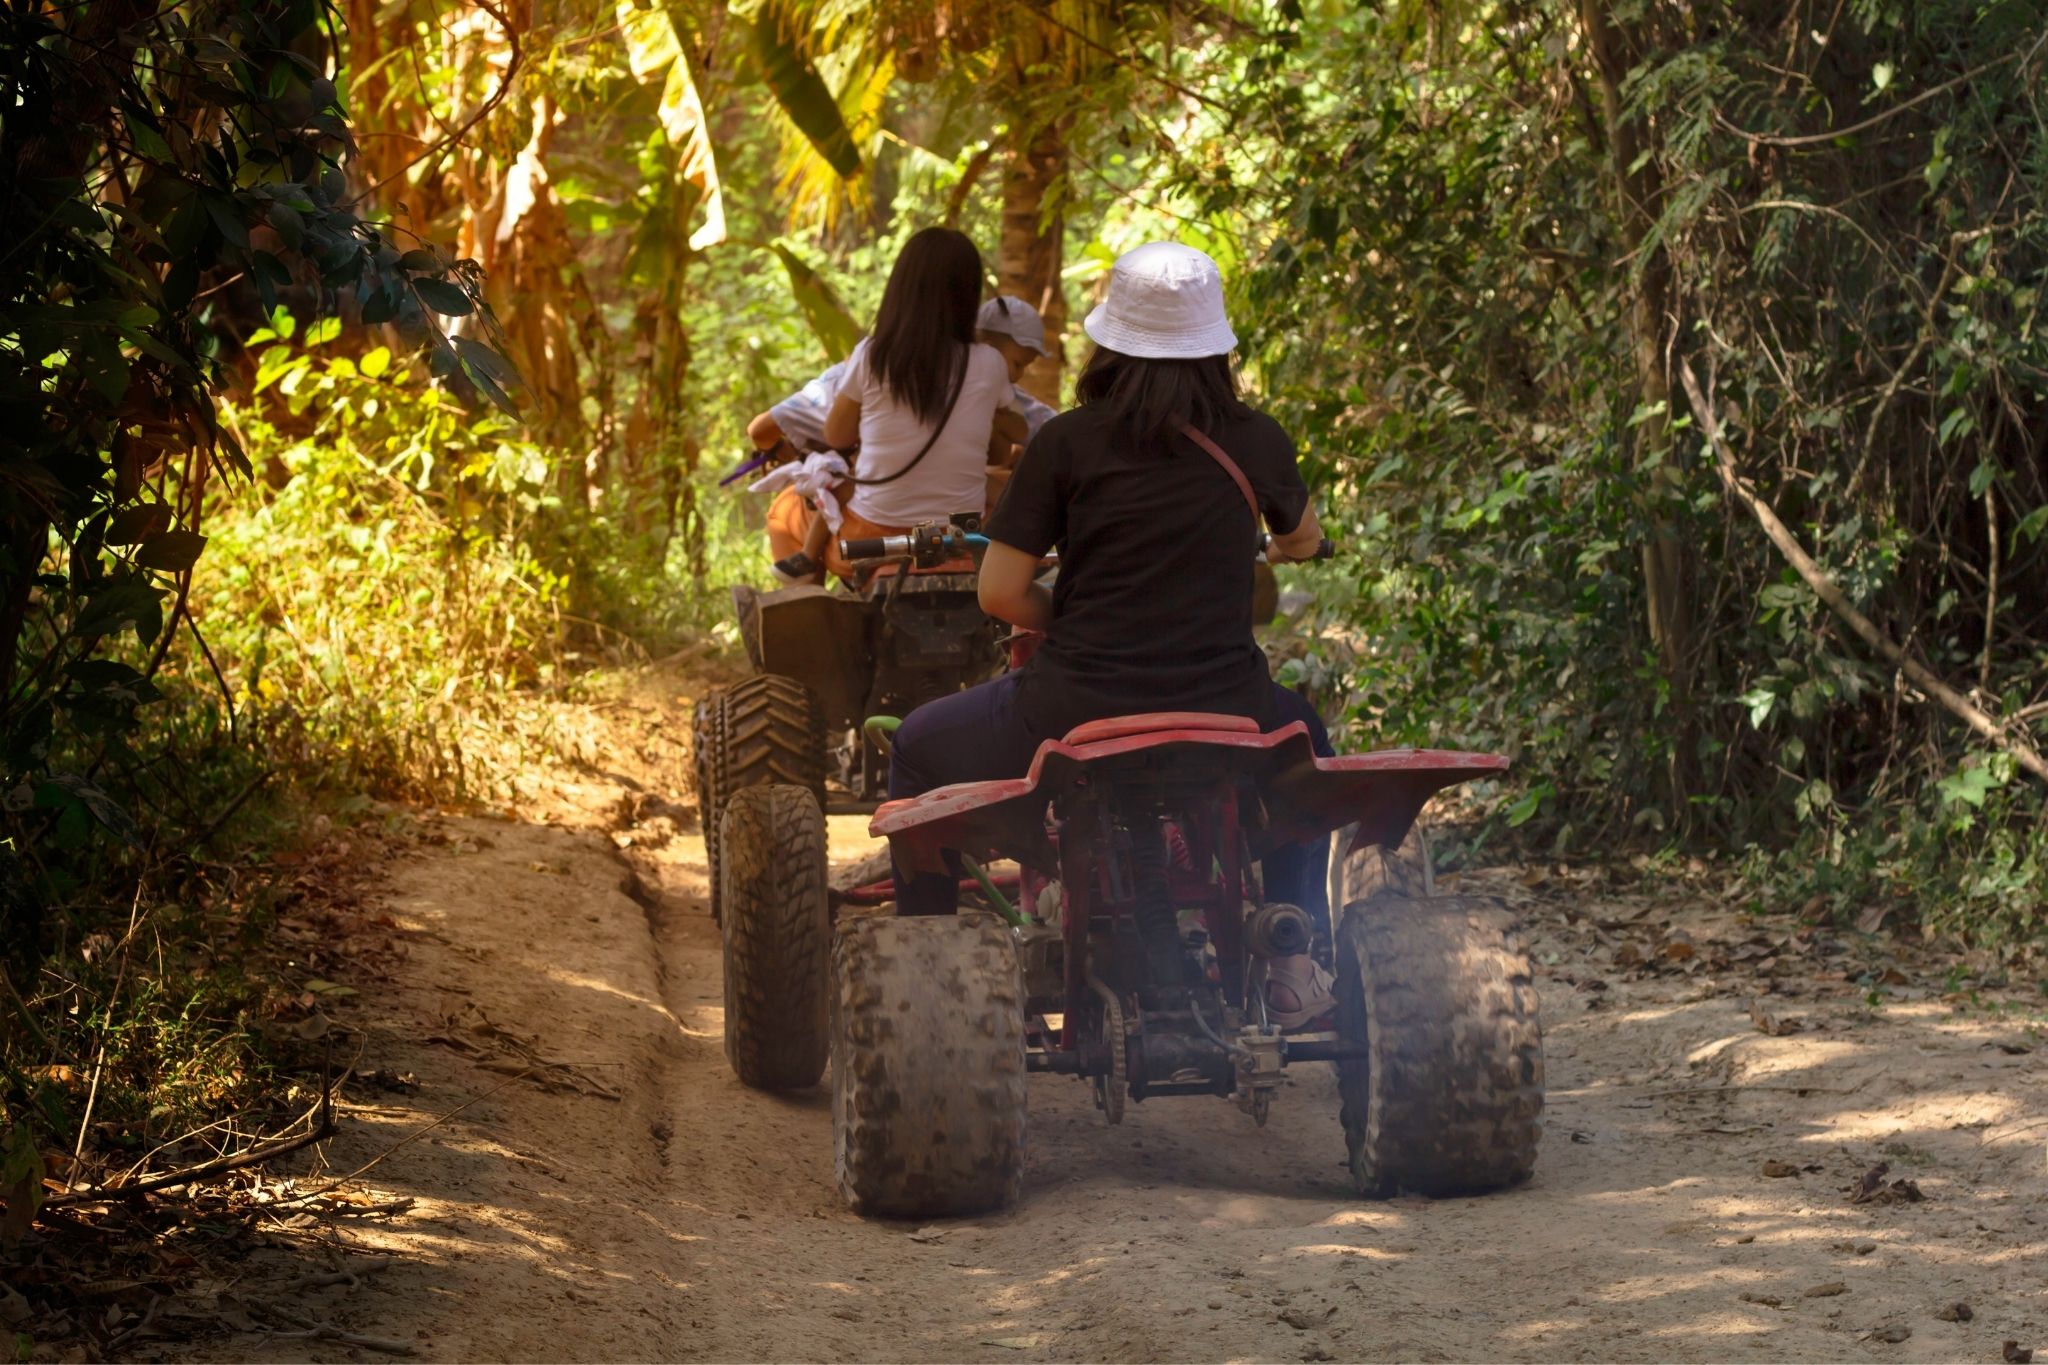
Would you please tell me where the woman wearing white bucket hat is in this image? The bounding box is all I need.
[885,242,1335,1026]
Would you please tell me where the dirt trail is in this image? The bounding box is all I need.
[194,668,2048,1363]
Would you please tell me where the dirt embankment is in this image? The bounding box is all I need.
[185,665,2048,1363]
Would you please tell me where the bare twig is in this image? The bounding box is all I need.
[185,608,237,741]
[190,766,277,849]
[66,877,148,1190]
[942,142,997,228]
[354,0,523,202]
[0,961,50,1051]
[1717,32,2047,149]
[1981,484,1999,694]
[1680,357,2048,785]
[993,0,1235,115]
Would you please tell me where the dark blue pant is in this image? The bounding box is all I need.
[888,674,1333,917]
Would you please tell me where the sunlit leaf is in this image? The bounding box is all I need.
[771,244,862,361]
[617,0,725,251]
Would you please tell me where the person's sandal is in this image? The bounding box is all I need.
[771,552,822,584]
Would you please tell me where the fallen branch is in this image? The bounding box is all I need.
[250,1300,417,1356]
[261,1324,417,1356]
[1678,357,2048,786]
[45,1083,335,1208]
[263,1068,534,1207]
[282,1255,395,1293]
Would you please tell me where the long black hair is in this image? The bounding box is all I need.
[866,226,983,424]
[1074,347,1251,443]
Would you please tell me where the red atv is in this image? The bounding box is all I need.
[831,707,1544,1217]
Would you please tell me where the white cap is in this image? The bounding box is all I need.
[1082,242,1237,359]
[975,295,1050,356]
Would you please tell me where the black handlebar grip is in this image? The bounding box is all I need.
[840,537,890,560]
[1315,538,1336,560]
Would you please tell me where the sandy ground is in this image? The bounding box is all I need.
[186,666,2048,1363]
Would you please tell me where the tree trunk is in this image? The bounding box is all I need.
[1579,0,1699,813]
[997,118,1067,404]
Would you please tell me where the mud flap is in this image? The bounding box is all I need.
[732,582,873,731]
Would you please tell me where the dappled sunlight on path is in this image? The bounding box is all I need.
[182,674,2048,1363]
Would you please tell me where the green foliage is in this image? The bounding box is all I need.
[1232,1,2048,940]
[0,0,517,915]
[201,322,574,797]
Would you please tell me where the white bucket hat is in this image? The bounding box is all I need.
[1083,242,1238,359]
[975,295,1050,356]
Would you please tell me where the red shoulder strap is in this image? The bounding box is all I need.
[1177,421,1262,528]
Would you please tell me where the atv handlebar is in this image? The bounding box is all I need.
[840,526,990,567]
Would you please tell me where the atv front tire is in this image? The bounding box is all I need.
[1334,895,1543,1197]
[720,784,831,1091]
[832,913,1027,1217]
[692,688,728,918]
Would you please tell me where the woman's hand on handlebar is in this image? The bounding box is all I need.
[1265,507,1327,564]
[977,541,1054,632]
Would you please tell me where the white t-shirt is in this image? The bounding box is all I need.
[840,338,1010,527]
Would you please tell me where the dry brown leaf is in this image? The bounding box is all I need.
[1866,1324,1911,1344]
[1935,1303,1973,1323]
[1749,998,1803,1037]
[1760,1159,1801,1178]
[1804,1282,1848,1298]
[2003,1342,2033,1364]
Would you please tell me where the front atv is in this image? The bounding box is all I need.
[696,522,1007,1092]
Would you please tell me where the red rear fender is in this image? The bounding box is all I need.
[872,712,1507,874]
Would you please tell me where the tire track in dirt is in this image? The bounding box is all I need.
[186,672,2048,1363]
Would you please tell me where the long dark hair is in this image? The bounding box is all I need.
[866,226,983,424]
[1075,346,1251,442]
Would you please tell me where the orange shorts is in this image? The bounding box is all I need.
[766,487,911,582]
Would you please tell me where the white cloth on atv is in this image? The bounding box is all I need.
[750,451,853,531]
[1262,954,1336,1031]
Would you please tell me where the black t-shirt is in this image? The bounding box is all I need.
[985,404,1311,742]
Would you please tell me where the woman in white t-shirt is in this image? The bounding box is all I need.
[786,227,1011,581]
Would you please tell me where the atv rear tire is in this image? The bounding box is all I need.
[832,913,1027,1218]
[1334,896,1543,1197]
[699,675,824,923]
[720,784,831,1091]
